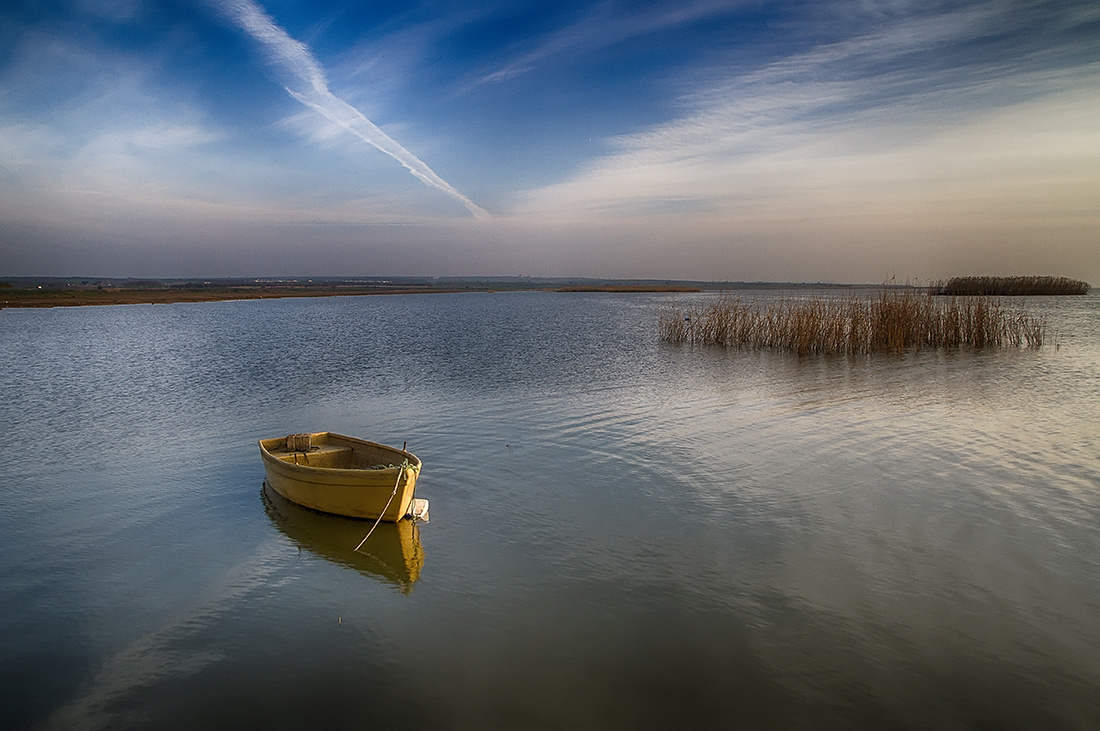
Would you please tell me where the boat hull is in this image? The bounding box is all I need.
[259,432,422,521]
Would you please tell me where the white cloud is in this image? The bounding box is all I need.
[483,3,1100,281]
[467,0,753,90]
[508,5,1100,228]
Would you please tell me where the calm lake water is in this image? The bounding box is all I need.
[2,290,1098,729]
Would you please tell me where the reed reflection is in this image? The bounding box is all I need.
[261,483,424,593]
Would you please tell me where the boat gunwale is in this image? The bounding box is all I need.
[258,432,421,478]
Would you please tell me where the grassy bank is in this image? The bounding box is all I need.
[0,277,712,308]
[660,289,1047,354]
[0,284,465,308]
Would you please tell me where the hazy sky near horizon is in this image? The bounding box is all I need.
[1,0,1097,282]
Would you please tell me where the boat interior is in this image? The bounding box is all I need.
[263,433,411,470]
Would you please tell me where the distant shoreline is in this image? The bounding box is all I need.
[1,277,852,309]
[0,285,462,309]
[2,285,704,307]
[6,275,1085,309]
[0,283,711,308]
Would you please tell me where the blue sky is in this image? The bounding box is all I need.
[1,0,1097,282]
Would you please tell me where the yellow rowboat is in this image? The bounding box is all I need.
[259,432,427,522]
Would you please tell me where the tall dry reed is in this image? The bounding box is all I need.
[659,289,1046,354]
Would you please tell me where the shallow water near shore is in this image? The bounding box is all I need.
[2,290,1098,729]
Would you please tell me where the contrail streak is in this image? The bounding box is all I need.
[220,0,490,219]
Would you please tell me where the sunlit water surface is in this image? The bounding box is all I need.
[2,291,1098,729]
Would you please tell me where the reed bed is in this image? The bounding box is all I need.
[659,289,1047,354]
[936,276,1090,296]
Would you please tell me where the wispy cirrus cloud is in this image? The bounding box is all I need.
[510,1,1100,226]
[468,0,749,89]
[218,0,490,219]
[0,28,222,197]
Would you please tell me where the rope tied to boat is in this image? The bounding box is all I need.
[353,458,411,553]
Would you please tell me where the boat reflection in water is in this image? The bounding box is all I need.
[262,481,424,593]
